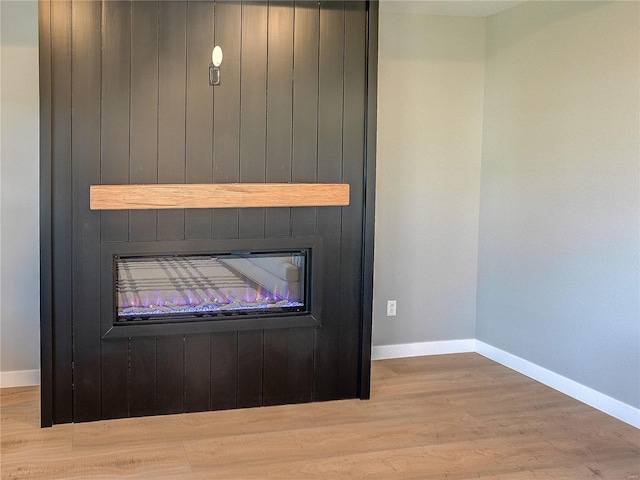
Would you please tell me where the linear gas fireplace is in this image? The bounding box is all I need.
[101,237,322,338]
[115,251,307,322]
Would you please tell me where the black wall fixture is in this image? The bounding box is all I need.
[39,0,378,426]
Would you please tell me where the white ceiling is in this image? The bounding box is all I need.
[379,0,527,18]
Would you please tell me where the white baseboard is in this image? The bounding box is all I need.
[371,339,475,360]
[371,339,639,428]
[0,369,40,388]
[474,341,640,429]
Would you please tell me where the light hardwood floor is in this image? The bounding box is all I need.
[1,354,638,479]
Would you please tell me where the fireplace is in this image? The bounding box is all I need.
[101,238,323,339]
[115,251,308,322]
[39,0,377,426]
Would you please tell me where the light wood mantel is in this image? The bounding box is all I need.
[89,183,350,210]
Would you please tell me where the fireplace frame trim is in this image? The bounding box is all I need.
[100,237,323,339]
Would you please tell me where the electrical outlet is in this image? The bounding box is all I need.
[386,300,397,317]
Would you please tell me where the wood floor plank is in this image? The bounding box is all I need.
[1,442,191,479]
[1,354,638,480]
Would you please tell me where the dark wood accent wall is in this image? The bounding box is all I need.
[39,0,377,426]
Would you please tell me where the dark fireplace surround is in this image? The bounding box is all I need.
[39,0,378,426]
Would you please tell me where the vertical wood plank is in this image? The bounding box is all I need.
[237,330,263,408]
[210,332,238,410]
[263,329,289,406]
[156,336,185,415]
[314,0,345,401]
[129,337,157,417]
[287,328,314,403]
[360,0,379,399]
[129,0,159,242]
[265,1,294,238]
[50,0,73,425]
[291,1,319,237]
[212,0,241,240]
[71,0,102,422]
[100,1,130,242]
[185,1,214,239]
[100,0,131,420]
[157,1,187,242]
[39,0,54,427]
[239,1,267,239]
[338,1,366,399]
[127,0,160,418]
[185,334,211,413]
[101,338,129,419]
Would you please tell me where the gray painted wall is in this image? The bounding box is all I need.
[477,1,640,408]
[373,12,485,346]
[0,0,40,379]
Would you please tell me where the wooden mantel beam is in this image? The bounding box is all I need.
[89,183,350,210]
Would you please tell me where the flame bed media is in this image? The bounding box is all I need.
[115,250,307,322]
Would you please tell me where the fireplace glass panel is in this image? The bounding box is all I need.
[115,251,307,322]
